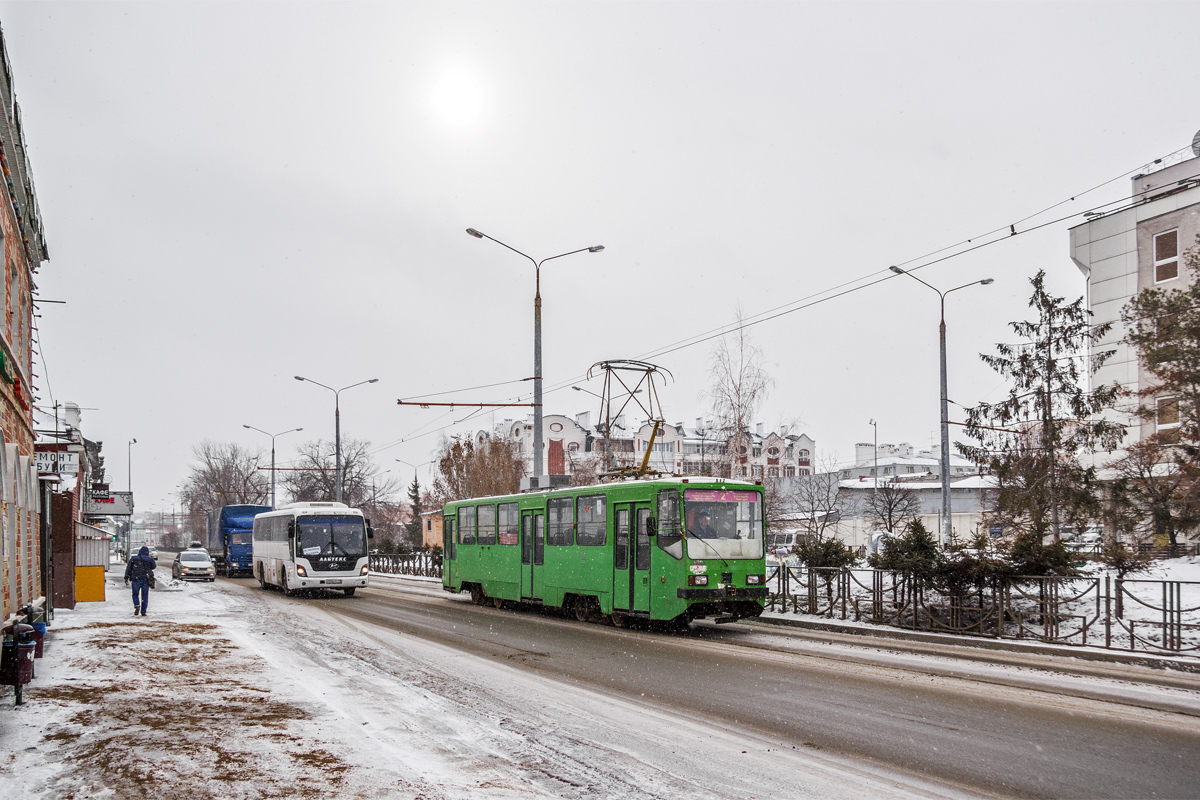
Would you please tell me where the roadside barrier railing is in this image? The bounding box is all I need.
[369,552,443,578]
[765,564,1200,657]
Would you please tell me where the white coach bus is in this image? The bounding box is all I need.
[252,502,373,596]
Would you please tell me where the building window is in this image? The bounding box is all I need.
[785,466,796,477]
[425,520,431,531]
[767,466,779,478]
[751,465,763,477]
[1157,396,1180,440]
[567,442,579,452]
[1155,230,1179,283]
[752,446,762,457]
[740,466,748,477]
[767,447,779,456]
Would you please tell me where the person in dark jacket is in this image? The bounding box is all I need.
[124,546,157,616]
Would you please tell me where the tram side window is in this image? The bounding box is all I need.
[458,506,477,545]
[445,519,455,559]
[498,502,519,545]
[547,497,574,546]
[614,507,629,569]
[576,495,607,546]
[657,491,682,559]
[478,504,497,545]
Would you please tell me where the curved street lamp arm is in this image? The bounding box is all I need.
[295,375,336,394]
[537,246,596,269]
[889,265,941,297]
[467,229,537,270]
[337,378,379,395]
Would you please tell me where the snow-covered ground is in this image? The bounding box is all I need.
[0,566,972,799]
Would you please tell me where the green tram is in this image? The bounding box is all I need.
[442,477,768,626]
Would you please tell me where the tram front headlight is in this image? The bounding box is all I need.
[688,575,709,586]
[746,574,764,585]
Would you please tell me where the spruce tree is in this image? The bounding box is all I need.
[405,475,423,548]
[960,270,1124,542]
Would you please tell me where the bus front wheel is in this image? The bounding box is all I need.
[343,588,356,597]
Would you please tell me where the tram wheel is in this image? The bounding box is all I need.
[469,584,485,605]
[492,597,504,609]
[611,612,631,628]
[574,597,590,622]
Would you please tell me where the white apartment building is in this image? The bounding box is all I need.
[478,414,815,481]
[1069,147,1200,463]
[836,441,975,481]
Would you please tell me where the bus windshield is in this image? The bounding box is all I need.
[296,516,367,559]
[683,489,764,560]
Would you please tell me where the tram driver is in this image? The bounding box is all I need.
[691,510,719,539]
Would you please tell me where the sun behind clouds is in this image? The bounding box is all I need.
[430,65,484,129]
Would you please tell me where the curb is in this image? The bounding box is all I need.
[749,613,1200,674]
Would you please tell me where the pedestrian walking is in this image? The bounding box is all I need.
[124,545,157,617]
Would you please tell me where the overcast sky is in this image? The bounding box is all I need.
[5,1,1198,512]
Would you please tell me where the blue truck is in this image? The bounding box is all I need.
[207,505,271,577]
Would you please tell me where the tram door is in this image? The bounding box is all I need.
[631,504,652,614]
[614,504,651,614]
[443,520,455,588]
[612,505,632,612]
[521,511,544,599]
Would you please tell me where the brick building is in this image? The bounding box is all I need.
[0,23,50,627]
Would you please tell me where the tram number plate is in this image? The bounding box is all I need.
[324,579,342,585]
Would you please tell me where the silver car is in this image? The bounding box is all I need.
[173,551,216,581]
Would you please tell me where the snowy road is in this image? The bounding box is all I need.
[308,575,1200,799]
[6,571,1200,799]
[3,569,971,800]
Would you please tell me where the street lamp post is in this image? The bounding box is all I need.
[243,425,304,509]
[127,438,137,492]
[294,376,379,503]
[889,266,994,547]
[467,228,604,485]
[868,419,878,505]
[126,438,137,559]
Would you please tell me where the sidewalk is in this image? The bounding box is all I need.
[0,566,458,799]
[753,609,1200,675]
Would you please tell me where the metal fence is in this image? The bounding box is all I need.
[369,552,443,579]
[765,564,1200,657]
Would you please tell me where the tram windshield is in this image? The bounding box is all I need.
[683,489,763,560]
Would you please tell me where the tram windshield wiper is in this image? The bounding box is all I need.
[685,529,730,568]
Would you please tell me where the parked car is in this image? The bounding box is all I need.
[173,550,216,581]
[147,546,159,560]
